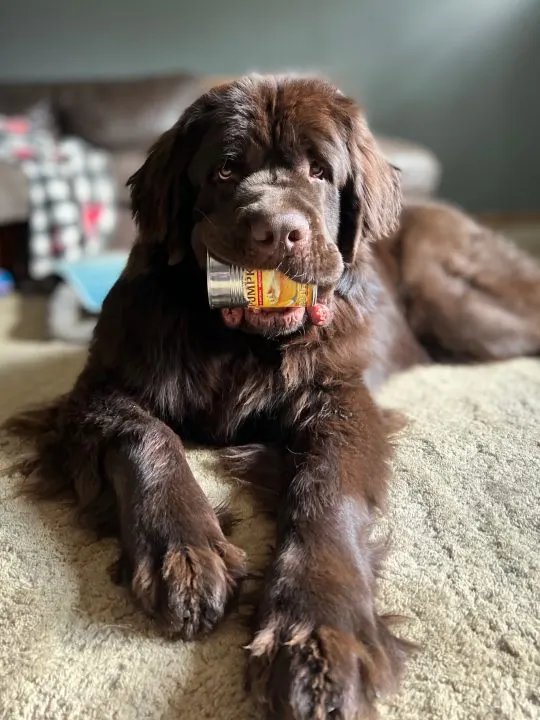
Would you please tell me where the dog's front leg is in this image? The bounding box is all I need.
[247,384,409,719]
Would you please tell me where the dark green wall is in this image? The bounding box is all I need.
[1,0,539,212]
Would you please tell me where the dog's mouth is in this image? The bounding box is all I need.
[220,300,332,335]
[221,306,306,334]
[197,239,335,335]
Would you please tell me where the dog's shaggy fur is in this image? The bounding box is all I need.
[6,75,540,719]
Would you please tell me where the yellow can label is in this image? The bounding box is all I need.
[241,269,316,308]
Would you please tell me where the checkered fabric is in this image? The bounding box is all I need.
[0,115,116,279]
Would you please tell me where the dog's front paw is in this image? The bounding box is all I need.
[247,617,405,719]
[126,534,246,639]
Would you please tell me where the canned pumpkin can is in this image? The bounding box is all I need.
[207,253,317,309]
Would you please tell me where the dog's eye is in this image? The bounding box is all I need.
[309,161,325,179]
[217,164,234,181]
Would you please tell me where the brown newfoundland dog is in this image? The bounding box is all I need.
[7,75,540,719]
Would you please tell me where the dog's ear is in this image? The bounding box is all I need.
[338,110,402,264]
[127,96,210,265]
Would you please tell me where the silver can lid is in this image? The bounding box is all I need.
[207,252,247,308]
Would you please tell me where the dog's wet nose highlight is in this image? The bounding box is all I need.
[251,211,310,250]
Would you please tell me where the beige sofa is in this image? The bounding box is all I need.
[0,73,441,281]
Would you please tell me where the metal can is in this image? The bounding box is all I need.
[207,252,317,309]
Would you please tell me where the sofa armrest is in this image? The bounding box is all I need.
[376,136,442,201]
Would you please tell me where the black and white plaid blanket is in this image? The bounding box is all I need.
[0,115,116,279]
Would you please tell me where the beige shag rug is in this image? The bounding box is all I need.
[0,295,539,720]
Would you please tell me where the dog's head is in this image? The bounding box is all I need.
[128,75,401,336]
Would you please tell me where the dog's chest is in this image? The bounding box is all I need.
[151,339,286,443]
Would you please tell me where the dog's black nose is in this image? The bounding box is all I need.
[251,212,310,250]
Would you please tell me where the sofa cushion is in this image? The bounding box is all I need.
[0,86,58,136]
[108,135,441,208]
[108,207,137,250]
[0,136,441,227]
[0,161,29,224]
[109,151,146,206]
[0,75,234,153]
[56,75,210,151]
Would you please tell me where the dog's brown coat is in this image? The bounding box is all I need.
[6,76,540,720]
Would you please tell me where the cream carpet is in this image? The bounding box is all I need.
[0,294,539,720]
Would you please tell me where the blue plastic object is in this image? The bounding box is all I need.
[54,252,129,314]
[0,268,15,297]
